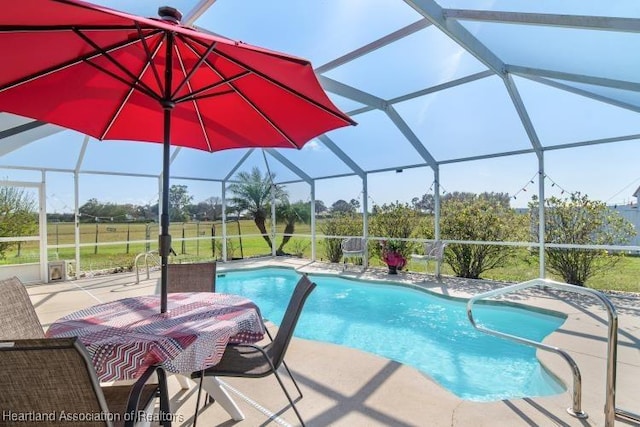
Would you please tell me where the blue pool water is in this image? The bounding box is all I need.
[216,267,566,401]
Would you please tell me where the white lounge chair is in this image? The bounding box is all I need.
[411,241,446,278]
[341,237,366,270]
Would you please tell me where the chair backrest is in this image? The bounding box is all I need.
[424,241,446,259]
[341,237,365,253]
[0,276,45,339]
[167,262,217,293]
[0,337,112,426]
[269,275,316,369]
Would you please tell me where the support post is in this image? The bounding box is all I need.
[311,180,316,261]
[222,182,227,262]
[362,174,369,268]
[434,165,441,277]
[538,153,545,278]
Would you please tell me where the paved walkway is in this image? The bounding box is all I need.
[28,257,640,426]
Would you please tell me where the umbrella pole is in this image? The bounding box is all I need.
[159,108,172,314]
[159,29,176,314]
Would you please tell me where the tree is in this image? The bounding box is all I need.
[331,199,354,214]
[168,185,193,222]
[349,198,360,211]
[528,193,635,286]
[411,193,435,214]
[78,198,132,222]
[441,195,527,279]
[0,186,37,258]
[189,196,222,221]
[276,201,310,254]
[314,200,327,214]
[227,167,288,249]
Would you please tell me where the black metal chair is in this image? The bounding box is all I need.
[166,262,217,293]
[0,337,168,427]
[192,274,316,427]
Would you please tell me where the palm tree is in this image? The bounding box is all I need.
[227,167,288,250]
[276,201,310,254]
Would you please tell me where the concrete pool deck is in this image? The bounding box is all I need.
[27,257,640,426]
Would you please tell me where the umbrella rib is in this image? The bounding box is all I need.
[0,34,157,95]
[72,28,160,99]
[99,36,166,140]
[135,23,164,95]
[173,44,213,151]
[173,72,250,104]
[179,37,298,148]
[233,84,299,148]
[81,56,159,102]
[189,37,355,126]
[183,89,235,102]
[171,38,218,100]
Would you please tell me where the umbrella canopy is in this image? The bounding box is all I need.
[0,0,355,311]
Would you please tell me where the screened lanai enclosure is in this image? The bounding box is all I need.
[2,0,640,283]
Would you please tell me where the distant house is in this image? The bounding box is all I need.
[608,185,640,247]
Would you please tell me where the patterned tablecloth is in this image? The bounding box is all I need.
[46,293,265,382]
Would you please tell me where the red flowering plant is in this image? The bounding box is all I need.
[380,239,407,270]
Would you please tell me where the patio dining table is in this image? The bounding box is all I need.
[46,292,266,420]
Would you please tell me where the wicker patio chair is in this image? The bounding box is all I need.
[341,237,366,270]
[0,276,45,339]
[411,241,447,278]
[0,337,167,427]
[192,275,316,427]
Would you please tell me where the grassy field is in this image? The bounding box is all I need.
[2,220,639,293]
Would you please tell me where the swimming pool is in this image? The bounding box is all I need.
[216,267,567,401]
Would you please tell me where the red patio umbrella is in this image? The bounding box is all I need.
[0,0,355,312]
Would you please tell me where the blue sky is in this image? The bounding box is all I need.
[3,0,640,213]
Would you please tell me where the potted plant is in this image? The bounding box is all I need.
[380,240,407,274]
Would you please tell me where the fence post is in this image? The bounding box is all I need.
[126,223,130,254]
[211,224,216,258]
[145,223,151,252]
[196,222,200,256]
[181,223,186,254]
[94,223,99,254]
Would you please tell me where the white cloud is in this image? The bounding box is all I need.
[303,140,322,151]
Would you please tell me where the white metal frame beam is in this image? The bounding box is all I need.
[265,149,312,184]
[317,135,365,178]
[520,75,640,114]
[508,65,640,92]
[318,76,387,110]
[315,19,432,74]
[443,9,640,33]
[182,0,218,25]
[503,75,543,153]
[344,70,494,117]
[403,0,505,75]
[385,106,438,167]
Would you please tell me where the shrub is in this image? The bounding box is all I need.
[320,214,363,263]
[441,196,527,279]
[369,202,420,262]
[528,193,635,286]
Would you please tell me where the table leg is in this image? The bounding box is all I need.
[200,377,245,421]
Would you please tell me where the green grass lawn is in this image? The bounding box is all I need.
[2,221,639,294]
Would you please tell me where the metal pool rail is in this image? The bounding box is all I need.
[466,278,624,427]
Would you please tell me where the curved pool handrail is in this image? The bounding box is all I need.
[466,278,618,427]
[134,250,160,284]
